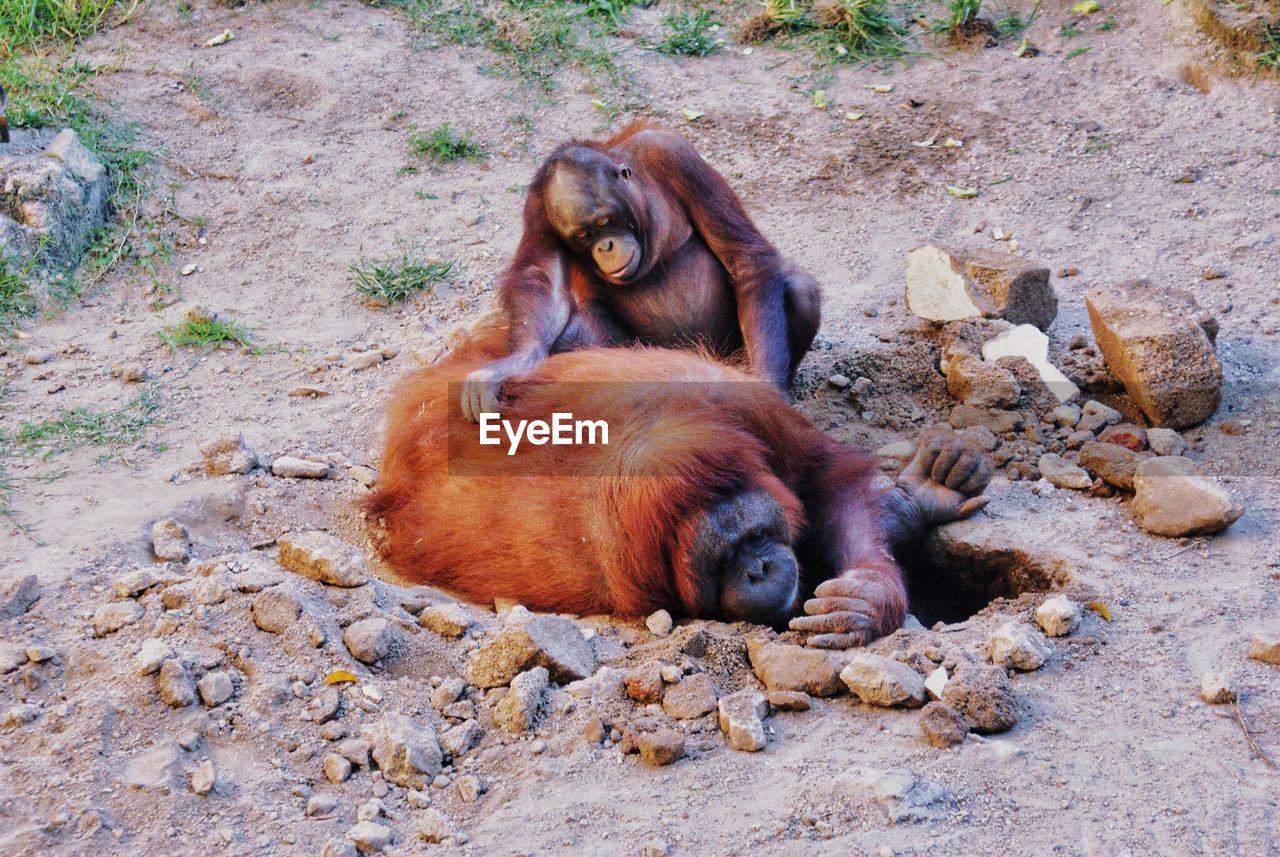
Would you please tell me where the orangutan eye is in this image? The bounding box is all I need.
[573,229,589,241]
[595,216,610,227]
[618,165,631,180]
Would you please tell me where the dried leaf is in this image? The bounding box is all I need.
[812,89,830,110]
[844,111,864,122]
[205,29,234,47]
[1072,0,1100,13]
[1014,38,1029,57]
[942,137,963,148]
[325,670,359,685]
[683,109,704,122]
[1085,600,1112,621]
[911,137,937,148]
[864,84,893,93]
[946,185,978,199]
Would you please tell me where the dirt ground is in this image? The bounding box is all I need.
[2,0,1280,854]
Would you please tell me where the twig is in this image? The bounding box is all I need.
[1233,701,1278,770]
[1159,539,1205,561]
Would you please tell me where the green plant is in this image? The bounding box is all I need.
[1084,132,1109,154]
[992,0,1039,36]
[1097,15,1116,31]
[658,10,722,56]
[408,122,485,164]
[941,0,982,32]
[579,0,639,31]
[158,316,253,350]
[350,251,454,306]
[809,0,909,62]
[0,0,138,58]
[1058,22,1079,39]
[1,386,160,457]
[0,253,38,327]
[1065,45,1090,59]
[1257,21,1280,73]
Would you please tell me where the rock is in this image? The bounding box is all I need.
[766,690,811,712]
[367,712,442,789]
[252,591,302,634]
[189,760,216,796]
[940,348,1020,408]
[1098,423,1148,451]
[439,719,482,757]
[135,638,173,676]
[583,716,607,744]
[1035,596,1080,637]
[637,729,686,767]
[940,664,1018,733]
[197,670,235,707]
[23,349,55,365]
[645,609,674,636]
[157,659,197,708]
[1086,280,1222,428]
[747,640,843,697]
[271,456,331,479]
[277,531,368,587]
[0,575,40,620]
[1248,634,1280,666]
[1199,673,1236,704]
[1037,453,1092,490]
[904,245,1057,330]
[119,742,183,789]
[343,617,400,665]
[644,840,669,857]
[919,701,969,748]
[2,703,40,730]
[112,569,161,598]
[345,820,392,854]
[348,350,385,372]
[947,404,1024,434]
[467,615,594,688]
[493,667,549,733]
[920,664,948,702]
[661,672,718,719]
[309,687,341,724]
[93,600,144,636]
[456,774,483,803]
[1049,404,1081,428]
[307,794,338,817]
[981,324,1079,403]
[415,808,453,843]
[0,129,110,278]
[987,622,1053,671]
[0,643,26,674]
[419,604,472,638]
[321,838,358,857]
[839,654,928,708]
[25,645,54,663]
[337,738,372,768]
[717,689,768,752]
[199,432,257,475]
[150,518,190,562]
[1077,399,1122,433]
[1146,427,1186,457]
[431,678,466,710]
[875,440,916,464]
[623,663,664,704]
[660,665,682,684]
[1132,457,1243,537]
[1079,441,1140,491]
[324,753,353,783]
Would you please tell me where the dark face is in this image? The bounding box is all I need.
[686,490,799,627]
[545,156,643,284]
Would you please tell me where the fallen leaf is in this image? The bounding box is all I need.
[205,29,234,47]
[911,137,937,148]
[864,84,893,93]
[946,185,978,199]
[812,89,830,110]
[943,137,963,148]
[844,111,864,121]
[325,670,359,685]
[1085,600,1111,621]
[683,109,704,122]
[1072,0,1100,13]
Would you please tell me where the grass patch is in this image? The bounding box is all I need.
[656,10,721,56]
[0,253,39,327]
[408,122,485,164]
[1258,21,1280,73]
[1,386,160,458]
[1065,45,1090,60]
[738,0,910,64]
[350,250,454,307]
[939,0,982,32]
[158,315,253,351]
[1084,132,1109,154]
[0,0,136,55]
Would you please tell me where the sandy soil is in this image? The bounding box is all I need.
[2,0,1279,854]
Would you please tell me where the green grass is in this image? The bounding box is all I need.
[408,122,485,164]
[657,10,721,56]
[812,0,908,62]
[939,0,982,32]
[1058,22,1079,40]
[0,253,39,327]
[1065,45,1090,60]
[350,251,454,306]
[158,316,253,350]
[1257,22,1280,73]
[0,0,136,56]
[1,386,159,458]
[1084,132,1109,154]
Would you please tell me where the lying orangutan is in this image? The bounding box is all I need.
[366,327,990,648]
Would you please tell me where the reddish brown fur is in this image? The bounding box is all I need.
[368,325,907,635]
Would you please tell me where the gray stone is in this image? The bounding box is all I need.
[645,609,674,636]
[1077,399,1122,433]
[419,604,472,638]
[840,654,928,708]
[323,753,353,783]
[940,664,1018,733]
[987,622,1053,671]
[467,615,594,688]
[1037,453,1092,490]
[157,659,197,708]
[189,760,216,796]
[493,667,549,733]
[93,601,144,636]
[766,690,811,711]
[1200,672,1236,704]
[309,687,341,724]
[135,638,173,676]
[747,640,843,697]
[367,713,442,789]
[307,794,338,817]
[336,738,372,768]
[1146,427,1187,457]
[948,404,1024,435]
[1133,456,1243,537]
[0,575,39,620]
[197,670,235,707]
[343,617,400,665]
[199,432,257,475]
[151,518,190,562]
[456,774,483,803]
[439,719,482,757]
[345,820,392,853]
[416,808,453,844]
[717,689,768,752]
[277,531,368,587]
[1079,441,1140,491]
[271,456,331,479]
[661,672,718,719]
[919,702,969,748]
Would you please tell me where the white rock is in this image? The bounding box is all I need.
[1199,672,1236,704]
[271,456,331,479]
[924,666,948,701]
[151,518,190,562]
[345,820,392,853]
[982,324,1079,403]
[1037,453,1092,490]
[1035,596,1080,637]
[840,654,927,708]
[189,760,216,796]
[135,638,174,676]
[717,689,768,752]
[93,601,144,636]
[645,609,673,636]
[988,621,1053,671]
